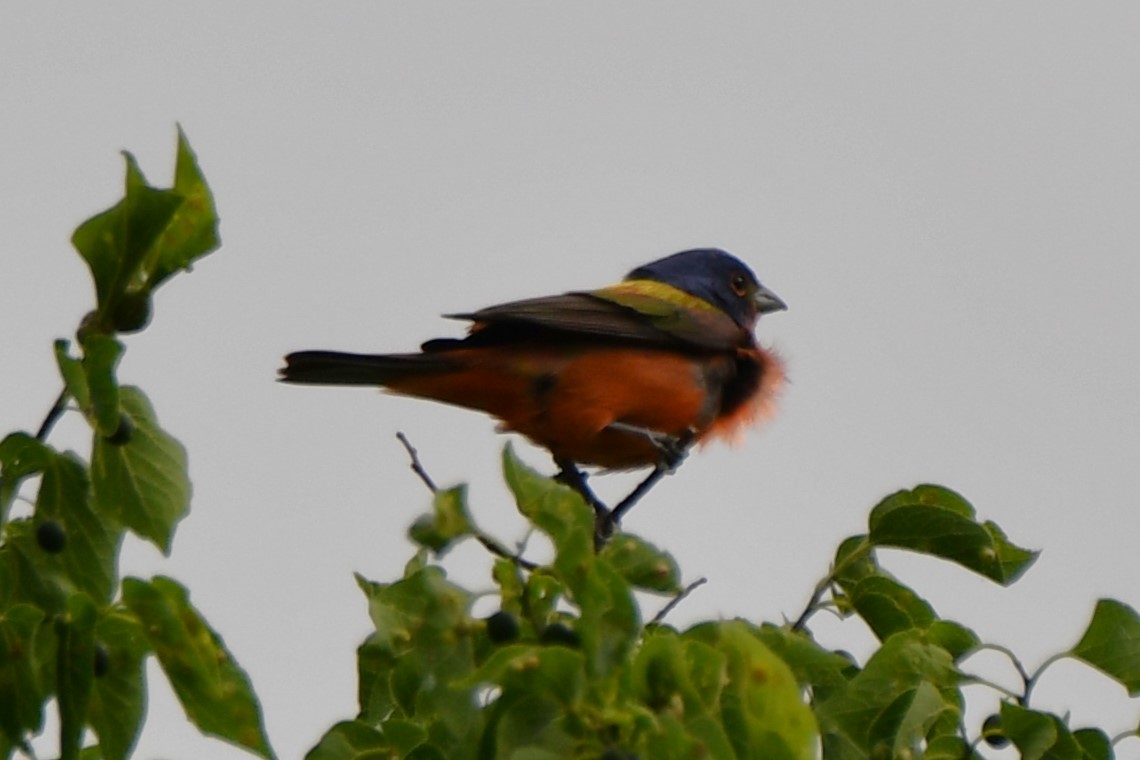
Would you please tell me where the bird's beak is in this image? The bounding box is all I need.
[753,284,787,315]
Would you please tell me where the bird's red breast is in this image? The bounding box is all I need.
[364,342,782,470]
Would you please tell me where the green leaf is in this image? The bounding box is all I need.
[848,575,936,641]
[71,153,183,314]
[408,485,474,553]
[600,533,681,593]
[925,734,983,760]
[753,624,855,694]
[91,386,190,554]
[0,603,47,744]
[146,126,220,292]
[3,444,121,609]
[485,691,575,759]
[305,721,388,760]
[353,567,479,752]
[35,450,123,603]
[355,633,395,726]
[632,629,692,711]
[832,534,877,587]
[926,620,980,661]
[681,638,729,711]
[379,719,428,755]
[1072,728,1113,760]
[70,130,219,335]
[1,520,69,612]
[355,567,471,652]
[121,576,274,759]
[492,558,525,616]
[1000,702,1083,760]
[500,447,642,679]
[866,680,954,759]
[816,630,959,755]
[473,645,586,708]
[0,432,51,523]
[1071,598,1140,696]
[683,620,817,760]
[55,340,92,412]
[576,559,640,678]
[88,608,150,760]
[501,444,593,580]
[80,335,125,437]
[524,573,564,629]
[57,592,98,760]
[868,485,1038,584]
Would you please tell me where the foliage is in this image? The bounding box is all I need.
[0,131,273,759]
[309,451,1140,759]
[4,134,1139,760]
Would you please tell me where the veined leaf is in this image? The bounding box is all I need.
[868,485,1038,584]
[1071,598,1140,696]
[122,576,274,758]
[91,386,190,554]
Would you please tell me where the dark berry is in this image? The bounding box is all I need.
[36,521,67,553]
[982,714,1009,748]
[539,622,579,647]
[93,644,110,678]
[485,611,520,644]
[111,292,152,333]
[105,412,133,445]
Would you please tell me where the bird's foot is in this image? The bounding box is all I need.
[606,422,696,472]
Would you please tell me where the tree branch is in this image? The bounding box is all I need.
[396,431,438,493]
[396,431,537,571]
[650,577,707,625]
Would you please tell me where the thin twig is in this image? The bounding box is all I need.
[0,388,70,506]
[396,431,537,571]
[790,577,833,633]
[475,534,538,571]
[956,672,1023,701]
[650,577,708,625]
[968,643,1032,688]
[396,431,437,492]
[35,388,70,441]
[1111,729,1140,748]
[1024,651,1070,706]
[791,536,873,633]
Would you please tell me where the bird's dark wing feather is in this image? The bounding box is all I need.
[440,291,745,352]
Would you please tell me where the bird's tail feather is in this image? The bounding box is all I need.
[279,350,451,386]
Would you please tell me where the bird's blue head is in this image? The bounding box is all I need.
[626,248,786,330]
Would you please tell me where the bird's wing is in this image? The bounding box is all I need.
[442,283,745,352]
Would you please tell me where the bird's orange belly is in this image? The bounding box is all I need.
[385,346,720,469]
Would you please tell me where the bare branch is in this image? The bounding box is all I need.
[396,431,438,493]
[650,577,708,625]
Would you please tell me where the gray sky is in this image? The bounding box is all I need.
[3,3,1139,758]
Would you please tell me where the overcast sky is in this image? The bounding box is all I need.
[3,4,1139,758]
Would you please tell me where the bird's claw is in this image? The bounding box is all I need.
[606,422,696,472]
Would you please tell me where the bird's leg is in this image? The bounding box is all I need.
[597,425,698,539]
[606,421,693,472]
[553,457,610,521]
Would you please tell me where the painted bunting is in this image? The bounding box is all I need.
[280,248,785,529]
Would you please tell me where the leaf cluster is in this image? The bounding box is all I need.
[310,446,815,759]
[312,459,1140,760]
[0,133,273,760]
[6,133,1138,760]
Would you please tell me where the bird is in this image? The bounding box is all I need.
[280,248,786,532]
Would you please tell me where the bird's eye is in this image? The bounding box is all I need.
[730,273,749,297]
